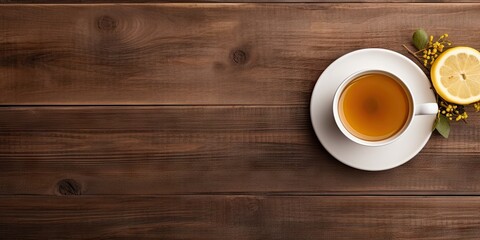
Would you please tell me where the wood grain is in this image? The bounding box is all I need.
[1,106,478,195]
[2,4,480,104]
[2,3,480,239]
[2,0,480,3]
[1,195,480,239]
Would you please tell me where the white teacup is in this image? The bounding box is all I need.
[332,69,438,147]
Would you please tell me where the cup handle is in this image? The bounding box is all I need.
[415,103,438,116]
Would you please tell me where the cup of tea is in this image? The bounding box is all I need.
[332,69,438,147]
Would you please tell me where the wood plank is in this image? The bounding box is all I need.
[1,106,479,195]
[1,195,480,239]
[2,0,480,3]
[2,4,480,104]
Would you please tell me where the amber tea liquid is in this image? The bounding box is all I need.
[338,73,411,141]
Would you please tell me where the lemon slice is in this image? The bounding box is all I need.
[431,46,480,105]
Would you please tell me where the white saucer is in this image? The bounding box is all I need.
[310,48,437,171]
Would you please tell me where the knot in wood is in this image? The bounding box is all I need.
[246,199,259,213]
[97,16,117,31]
[232,50,247,64]
[57,179,82,195]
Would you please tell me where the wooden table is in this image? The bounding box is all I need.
[1,1,480,239]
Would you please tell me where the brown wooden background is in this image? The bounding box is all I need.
[1,1,480,239]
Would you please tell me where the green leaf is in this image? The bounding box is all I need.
[435,114,450,138]
[412,29,428,50]
[432,115,439,131]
